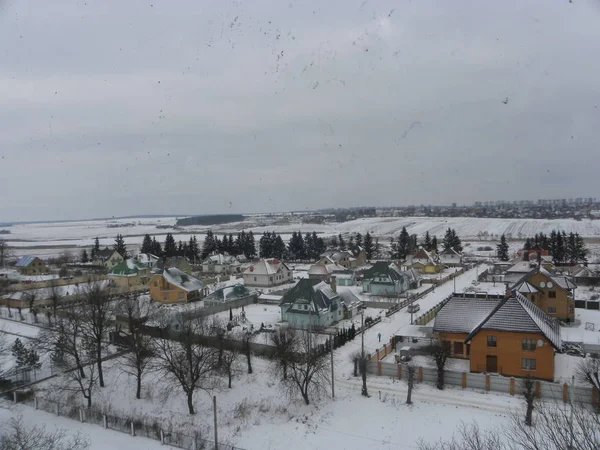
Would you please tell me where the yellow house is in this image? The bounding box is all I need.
[15,256,47,275]
[434,292,561,381]
[402,248,443,274]
[149,267,207,304]
[108,259,150,288]
[512,266,576,322]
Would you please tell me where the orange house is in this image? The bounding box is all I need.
[433,292,561,381]
[149,267,207,304]
[512,267,576,322]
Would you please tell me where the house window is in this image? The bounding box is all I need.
[254,277,257,282]
[487,336,497,348]
[548,291,557,299]
[442,341,451,354]
[453,342,464,355]
[163,293,169,301]
[270,276,273,282]
[522,358,537,371]
[154,281,158,287]
[522,338,536,352]
[178,292,184,300]
[548,307,556,314]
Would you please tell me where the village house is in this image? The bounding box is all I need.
[307,262,350,283]
[337,288,364,319]
[135,253,160,269]
[148,267,207,304]
[433,291,561,381]
[318,248,367,269]
[402,248,443,274]
[504,256,555,284]
[14,256,47,275]
[567,264,599,286]
[243,259,293,288]
[438,247,463,267]
[511,265,576,322]
[108,259,151,288]
[200,252,241,275]
[279,278,343,328]
[203,283,257,307]
[362,261,414,296]
[156,257,192,275]
[102,251,125,271]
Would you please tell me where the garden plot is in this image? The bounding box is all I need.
[213,303,283,331]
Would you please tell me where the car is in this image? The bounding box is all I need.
[407,304,420,313]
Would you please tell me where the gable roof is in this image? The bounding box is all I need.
[157,267,205,292]
[156,257,190,270]
[136,253,159,264]
[514,281,539,294]
[205,283,254,301]
[411,248,439,265]
[279,279,339,316]
[307,263,348,276]
[202,253,240,265]
[15,256,39,267]
[244,259,290,276]
[362,261,404,282]
[338,289,363,309]
[466,292,561,350]
[319,250,355,262]
[434,296,501,335]
[509,264,576,293]
[439,247,461,257]
[109,259,148,277]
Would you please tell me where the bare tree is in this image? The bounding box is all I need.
[274,327,330,405]
[78,282,113,387]
[24,290,38,322]
[241,331,253,374]
[0,239,11,268]
[418,401,600,450]
[221,346,241,389]
[271,326,297,380]
[349,350,361,377]
[0,416,89,450]
[117,293,154,399]
[522,376,536,426]
[405,363,416,405]
[577,354,600,411]
[430,339,449,390]
[46,280,64,317]
[152,314,218,415]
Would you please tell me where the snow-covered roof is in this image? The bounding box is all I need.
[307,263,348,276]
[514,281,539,294]
[319,250,355,262]
[280,278,339,316]
[551,275,577,290]
[159,267,205,292]
[506,261,540,273]
[434,296,500,335]
[439,247,461,257]
[109,259,148,277]
[203,253,240,266]
[338,289,363,309]
[244,259,289,276]
[569,265,598,278]
[136,253,159,264]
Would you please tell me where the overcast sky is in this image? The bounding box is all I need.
[1,0,599,222]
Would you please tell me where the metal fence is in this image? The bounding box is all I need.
[19,396,245,450]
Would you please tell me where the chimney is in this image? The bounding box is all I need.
[522,251,529,262]
[330,275,337,294]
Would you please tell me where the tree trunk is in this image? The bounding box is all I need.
[228,371,232,389]
[437,368,444,390]
[406,384,412,405]
[354,359,358,377]
[246,347,253,374]
[136,373,142,399]
[86,393,92,409]
[97,348,104,387]
[361,359,368,397]
[283,361,287,380]
[187,391,195,415]
[78,365,86,379]
[525,402,534,426]
[302,390,310,405]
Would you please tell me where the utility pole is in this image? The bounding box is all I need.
[453,268,457,293]
[410,294,413,325]
[360,307,368,397]
[330,334,335,399]
[213,396,218,450]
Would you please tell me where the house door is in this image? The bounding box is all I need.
[486,355,498,373]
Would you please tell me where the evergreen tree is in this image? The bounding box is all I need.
[227,233,235,254]
[81,249,89,263]
[273,234,287,259]
[113,234,128,259]
[355,232,363,250]
[443,228,462,253]
[431,236,438,253]
[330,235,338,249]
[187,236,199,262]
[374,237,380,258]
[409,234,418,254]
[313,232,326,258]
[348,235,355,254]
[397,227,411,260]
[575,233,588,263]
[497,234,509,261]
[338,234,346,251]
[91,237,100,259]
[151,237,162,257]
[363,232,374,259]
[201,230,217,259]
[163,233,177,258]
[141,234,153,254]
[246,231,256,258]
[11,338,28,368]
[259,232,274,258]
[287,231,306,260]
[304,232,314,259]
[235,231,246,257]
[177,241,184,256]
[424,231,432,252]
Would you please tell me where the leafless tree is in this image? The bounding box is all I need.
[77,282,113,387]
[274,327,330,405]
[349,350,361,377]
[418,401,600,450]
[405,363,416,405]
[0,239,10,268]
[271,326,297,380]
[46,280,64,316]
[522,376,536,426]
[0,416,89,450]
[117,293,154,399]
[430,339,449,390]
[577,354,600,411]
[24,290,37,318]
[152,314,219,415]
[221,345,241,389]
[241,331,253,374]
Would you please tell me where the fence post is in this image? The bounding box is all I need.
[397,364,402,380]
[563,383,569,403]
[377,361,382,376]
[34,397,38,410]
[485,375,491,392]
[79,409,84,423]
[13,391,17,403]
[418,367,423,383]
[131,421,135,437]
[103,415,107,429]
[535,381,541,398]
[160,430,164,445]
[510,377,515,396]
[462,372,467,389]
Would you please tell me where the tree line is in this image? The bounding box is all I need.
[390,227,461,260]
[522,230,588,264]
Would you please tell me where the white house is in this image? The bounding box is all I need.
[201,252,241,274]
[135,253,160,269]
[243,259,293,288]
[438,247,462,267]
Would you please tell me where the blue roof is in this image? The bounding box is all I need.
[15,256,37,267]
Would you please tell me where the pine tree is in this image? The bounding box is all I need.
[141,234,153,254]
[348,235,355,254]
[177,241,184,256]
[312,232,325,259]
[114,234,128,258]
[201,230,217,259]
[424,231,432,252]
[338,234,346,251]
[497,234,509,261]
[330,235,338,249]
[364,232,374,259]
[355,232,363,250]
[397,227,411,260]
[246,231,256,258]
[409,234,418,254]
[164,233,177,258]
[259,232,273,258]
[431,236,438,253]
[81,249,89,263]
[151,237,163,257]
[91,237,100,259]
[273,235,287,259]
[11,338,39,369]
[443,228,462,253]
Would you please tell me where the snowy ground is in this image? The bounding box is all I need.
[213,303,282,330]
[560,308,600,346]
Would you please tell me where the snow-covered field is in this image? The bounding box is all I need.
[4,216,600,260]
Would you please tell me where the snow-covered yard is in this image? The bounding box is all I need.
[213,303,283,330]
[560,308,600,346]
